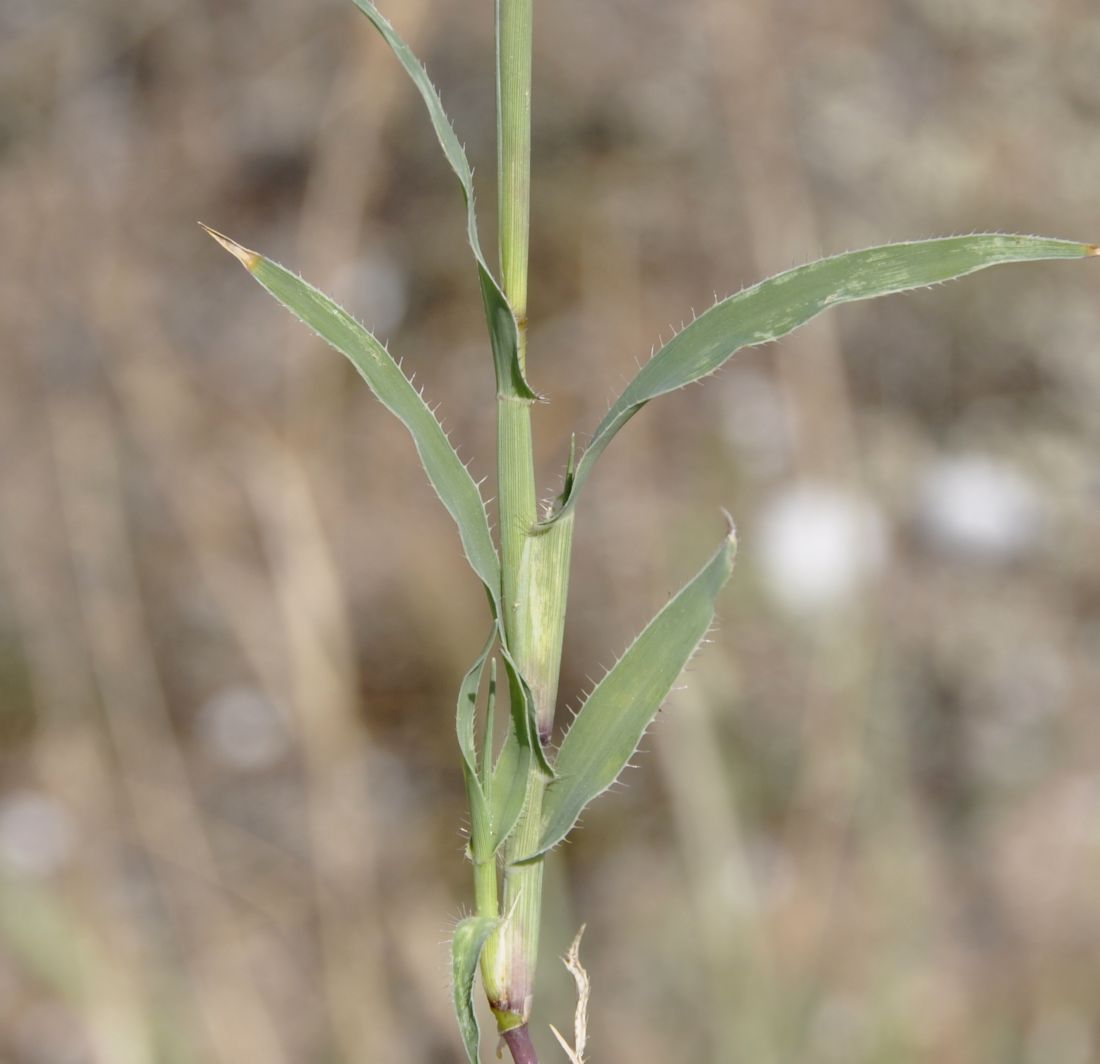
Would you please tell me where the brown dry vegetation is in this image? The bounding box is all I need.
[1,1,1099,1062]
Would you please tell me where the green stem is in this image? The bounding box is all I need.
[484,0,560,1044]
[498,398,537,644]
[496,0,533,335]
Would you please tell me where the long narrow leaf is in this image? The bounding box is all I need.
[351,0,537,402]
[452,915,499,1063]
[201,226,501,605]
[533,522,738,858]
[545,235,1097,526]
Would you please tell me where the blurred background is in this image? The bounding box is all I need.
[2,0,1099,1061]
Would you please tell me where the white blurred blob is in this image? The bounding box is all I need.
[917,454,1044,563]
[0,790,75,878]
[756,484,888,614]
[1026,1008,1093,1064]
[338,247,409,338]
[196,686,290,772]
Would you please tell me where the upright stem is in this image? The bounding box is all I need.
[484,0,552,1055]
[497,0,533,340]
[494,0,537,730]
[502,1025,542,1064]
[494,0,535,627]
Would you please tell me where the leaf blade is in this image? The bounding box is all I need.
[351,0,537,402]
[201,226,501,606]
[457,634,495,867]
[548,234,1096,524]
[534,523,738,858]
[452,915,499,1063]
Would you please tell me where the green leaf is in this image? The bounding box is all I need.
[480,657,497,796]
[534,522,738,858]
[546,235,1097,525]
[457,634,495,865]
[456,637,537,858]
[351,0,538,402]
[452,915,499,1063]
[490,717,533,854]
[500,644,553,788]
[200,226,501,608]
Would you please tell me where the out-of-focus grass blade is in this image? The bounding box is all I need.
[200,226,501,606]
[533,521,738,858]
[351,0,537,402]
[545,235,1097,525]
[452,915,499,1063]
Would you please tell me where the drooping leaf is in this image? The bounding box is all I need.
[351,0,537,402]
[200,226,501,608]
[545,235,1097,525]
[533,522,738,858]
[451,915,499,1063]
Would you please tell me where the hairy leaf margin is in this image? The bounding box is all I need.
[352,0,538,402]
[544,234,1097,526]
[533,520,737,858]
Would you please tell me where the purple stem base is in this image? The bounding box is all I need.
[502,1025,540,1064]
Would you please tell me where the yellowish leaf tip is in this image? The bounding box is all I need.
[720,507,738,546]
[1089,244,1100,256]
[198,223,260,271]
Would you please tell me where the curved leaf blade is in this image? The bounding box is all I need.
[452,915,499,1063]
[201,226,501,605]
[547,235,1097,525]
[351,0,537,402]
[490,727,532,854]
[457,637,539,858]
[457,634,495,866]
[534,522,738,858]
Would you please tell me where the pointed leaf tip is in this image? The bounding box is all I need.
[199,223,260,271]
[534,530,737,858]
[545,234,1096,526]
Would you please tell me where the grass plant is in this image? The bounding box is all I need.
[203,2,1097,1060]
